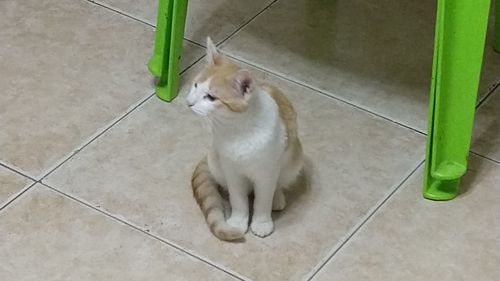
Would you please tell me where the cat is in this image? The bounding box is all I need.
[188,37,303,240]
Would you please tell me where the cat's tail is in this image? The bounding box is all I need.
[191,157,244,241]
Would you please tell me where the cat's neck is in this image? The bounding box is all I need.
[210,87,280,142]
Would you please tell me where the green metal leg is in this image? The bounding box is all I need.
[495,0,500,52]
[424,0,491,200]
[148,0,188,102]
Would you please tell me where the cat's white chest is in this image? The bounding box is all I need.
[218,125,284,163]
[217,130,285,181]
[213,92,286,174]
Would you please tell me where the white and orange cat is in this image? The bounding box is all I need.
[188,37,303,240]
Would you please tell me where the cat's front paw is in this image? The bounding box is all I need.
[227,215,249,233]
[251,220,274,238]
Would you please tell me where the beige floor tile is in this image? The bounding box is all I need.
[472,89,500,162]
[0,185,235,281]
[0,166,32,207]
[312,155,500,281]
[222,0,500,132]
[95,0,274,44]
[45,58,425,280]
[0,0,203,178]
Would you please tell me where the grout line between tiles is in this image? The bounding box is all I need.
[42,183,250,281]
[88,0,204,49]
[88,0,201,47]
[476,83,499,109]
[88,0,155,28]
[86,0,213,50]
[90,0,279,49]
[225,54,428,136]
[38,49,205,181]
[217,0,280,46]
[0,162,37,182]
[39,91,156,181]
[225,53,499,138]
[181,54,206,75]
[305,159,425,281]
[185,37,206,49]
[0,182,36,212]
[470,151,500,165]
[37,39,203,179]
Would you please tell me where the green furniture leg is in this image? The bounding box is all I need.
[148,0,188,102]
[424,0,491,200]
[495,0,500,52]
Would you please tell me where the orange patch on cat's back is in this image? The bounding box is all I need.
[266,85,298,142]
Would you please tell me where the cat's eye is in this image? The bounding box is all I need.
[194,83,198,88]
[205,94,216,101]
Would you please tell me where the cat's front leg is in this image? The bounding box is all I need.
[251,172,279,238]
[226,173,250,234]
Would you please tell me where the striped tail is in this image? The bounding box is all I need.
[191,157,244,241]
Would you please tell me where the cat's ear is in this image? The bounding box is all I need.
[206,36,220,65]
[232,69,254,96]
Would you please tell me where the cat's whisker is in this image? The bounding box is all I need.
[208,115,225,127]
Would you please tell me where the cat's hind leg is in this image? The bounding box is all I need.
[272,188,286,211]
[274,142,303,211]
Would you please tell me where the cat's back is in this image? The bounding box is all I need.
[264,84,298,142]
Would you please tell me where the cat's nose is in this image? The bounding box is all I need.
[186,94,196,107]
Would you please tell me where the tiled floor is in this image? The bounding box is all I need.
[0,0,499,280]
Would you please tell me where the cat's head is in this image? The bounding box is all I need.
[186,37,255,118]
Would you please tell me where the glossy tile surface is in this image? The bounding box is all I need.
[473,89,500,162]
[0,166,32,207]
[223,0,500,131]
[0,185,235,281]
[2,0,498,280]
[0,0,203,178]
[313,155,500,281]
[95,0,274,44]
[46,60,425,280]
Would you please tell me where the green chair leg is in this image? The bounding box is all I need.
[424,0,491,200]
[148,0,188,102]
[495,0,500,52]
